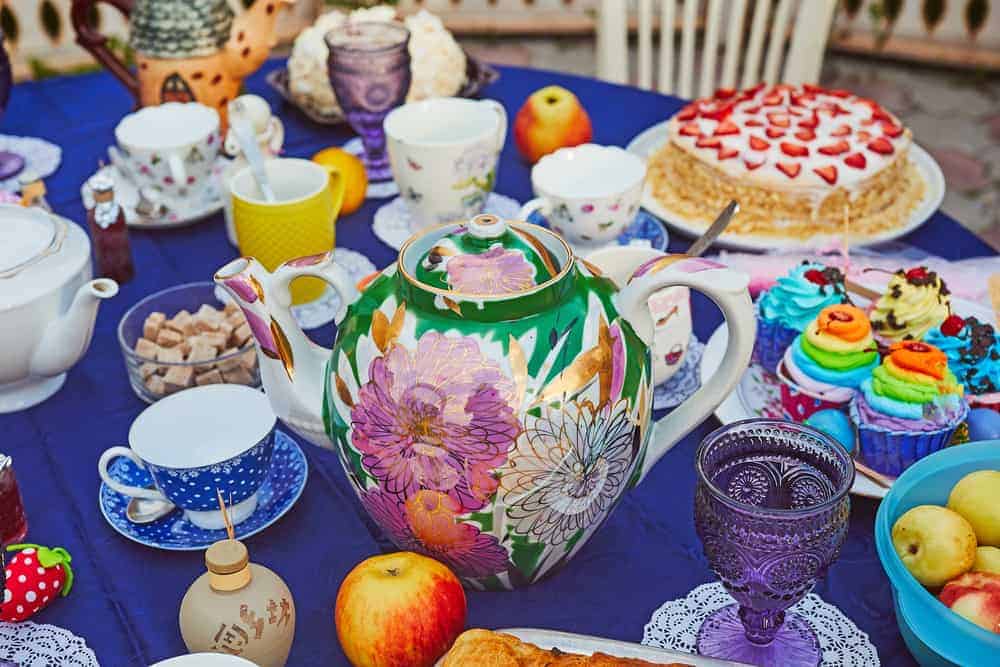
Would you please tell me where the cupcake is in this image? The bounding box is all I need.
[851,340,967,477]
[778,304,879,422]
[869,266,950,345]
[755,261,848,374]
[926,314,1000,412]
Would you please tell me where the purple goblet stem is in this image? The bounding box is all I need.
[347,110,393,181]
[739,606,785,645]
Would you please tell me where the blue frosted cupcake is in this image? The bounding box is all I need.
[925,314,1000,412]
[755,262,849,374]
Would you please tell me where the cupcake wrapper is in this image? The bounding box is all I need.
[849,400,968,477]
[779,381,849,423]
[754,315,798,376]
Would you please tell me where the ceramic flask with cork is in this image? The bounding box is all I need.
[179,539,295,666]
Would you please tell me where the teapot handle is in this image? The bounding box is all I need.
[616,256,754,485]
[71,0,140,103]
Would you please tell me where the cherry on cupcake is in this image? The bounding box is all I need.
[940,315,966,337]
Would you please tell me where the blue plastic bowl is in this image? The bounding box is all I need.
[874,440,1000,666]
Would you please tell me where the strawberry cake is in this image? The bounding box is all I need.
[647,83,926,240]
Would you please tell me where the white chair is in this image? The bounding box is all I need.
[596,0,838,98]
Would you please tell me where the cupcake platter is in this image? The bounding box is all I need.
[702,295,993,499]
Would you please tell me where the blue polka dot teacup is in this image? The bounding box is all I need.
[98,385,276,529]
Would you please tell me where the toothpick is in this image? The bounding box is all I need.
[216,489,235,541]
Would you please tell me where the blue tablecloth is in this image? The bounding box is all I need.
[3,60,995,666]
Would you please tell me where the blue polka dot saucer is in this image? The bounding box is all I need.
[526,208,668,252]
[99,430,308,551]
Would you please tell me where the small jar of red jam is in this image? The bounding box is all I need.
[0,454,27,547]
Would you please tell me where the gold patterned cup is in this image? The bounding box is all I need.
[231,158,345,305]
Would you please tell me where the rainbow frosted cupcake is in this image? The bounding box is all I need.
[755,262,848,374]
[851,340,967,476]
[779,304,879,421]
[926,314,1000,412]
[869,266,951,345]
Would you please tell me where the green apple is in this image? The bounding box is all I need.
[892,505,977,588]
[973,546,1000,575]
[948,470,1000,547]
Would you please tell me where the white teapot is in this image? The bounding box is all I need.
[0,205,117,412]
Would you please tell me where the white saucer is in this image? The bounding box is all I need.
[80,158,229,230]
[373,192,521,250]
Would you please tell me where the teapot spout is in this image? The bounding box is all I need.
[29,279,118,378]
[215,256,338,449]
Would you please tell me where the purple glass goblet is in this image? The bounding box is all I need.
[326,22,411,185]
[694,419,854,667]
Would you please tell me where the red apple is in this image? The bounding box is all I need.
[335,552,467,667]
[939,571,1000,634]
[514,85,593,163]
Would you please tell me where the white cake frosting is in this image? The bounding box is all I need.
[667,83,912,195]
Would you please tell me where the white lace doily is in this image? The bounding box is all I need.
[0,135,61,192]
[643,582,879,666]
[0,621,100,666]
[653,335,704,411]
[373,193,521,250]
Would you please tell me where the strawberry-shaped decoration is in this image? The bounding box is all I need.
[831,124,852,137]
[676,104,698,121]
[767,112,790,128]
[1,544,74,622]
[794,129,816,142]
[765,127,786,139]
[867,137,894,155]
[813,165,838,185]
[714,120,740,136]
[679,122,701,137]
[717,145,739,160]
[696,136,722,149]
[780,142,809,157]
[748,136,770,151]
[940,315,966,337]
[844,152,867,170]
[881,123,903,138]
[777,162,801,178]
[818,140,850,156]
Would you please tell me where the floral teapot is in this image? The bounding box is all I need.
[215,214,754,589]
[72,0,293,124]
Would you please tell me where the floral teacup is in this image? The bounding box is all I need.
[519,143,646,250]
[585,246,693,385]
[385,97,507,230]
[112,102,221,202]
[97,385,276,530]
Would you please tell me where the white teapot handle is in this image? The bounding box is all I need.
[616,256,754,484]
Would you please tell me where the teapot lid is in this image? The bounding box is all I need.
[0,205,61,277]
[409,214,564,297]
[131,0,234,59]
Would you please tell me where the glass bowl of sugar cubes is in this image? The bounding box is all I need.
[118,282,261,403]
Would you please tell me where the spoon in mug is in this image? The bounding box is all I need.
[230,100,276,203]
[686,200,739,257]
[126,493,175,525]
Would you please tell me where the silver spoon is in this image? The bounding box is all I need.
[230,101,276,203]
[126,494,176,524]
[686,200,739,257]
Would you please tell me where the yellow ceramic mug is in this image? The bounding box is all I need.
[231,158,345,304]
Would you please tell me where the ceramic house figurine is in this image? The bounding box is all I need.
[72,0,294,124]
[221,94,285,246]
[179,539,295,667]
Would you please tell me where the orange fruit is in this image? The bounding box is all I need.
[312,147,367,216]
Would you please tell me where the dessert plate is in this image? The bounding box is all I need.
[626,120,945,251]
[98,430,307,550]
[701,296,992,500]
[434,628,750,666]
[527,208,669,253]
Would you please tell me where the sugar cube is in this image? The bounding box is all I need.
[232,323,252,347]
[145,374,166,397]
[134,337,160,358]
[165,310,195,336]
[139,362,162,379]
[187,341,218,371]
[195,369,224,386]
[163,365,195,392]
[239,348,257,371]
[155,328,184,348]
[156,346,184,364]
[222,366,255,386]
[143,312,166,340]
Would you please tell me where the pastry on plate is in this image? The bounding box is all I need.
[779,304,879,422]
[926,314,1000,412]
[440,629,692,666]
[754,261,848,374]
[647,83,925,240]
[869,266,951,344]
[850,340,967,477]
